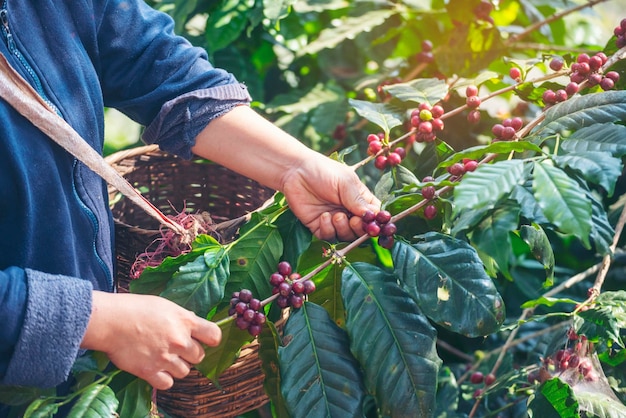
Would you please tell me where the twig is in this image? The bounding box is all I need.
[437,339,475,363]
[505,0,610,46]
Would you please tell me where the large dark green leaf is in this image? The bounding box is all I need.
[275,210,312,269]
[453,159,525,217]
[560,124,626,157]
[296,9,397,56]
[532,162,592,248]
[110,373,152,418]
[279,303,366,418]
[258,323,290,418]
[553,151,623,196]
[348,99,404,135]
[66,385,118,418]
[226,223,283,301]
[383,78,448,105]
[584,184,614,257]
[342,263,441,418]
[196,311,254,381]
[393,233,506,337]
[532,91,626,137]
[527,378,579,418]
[439,141,543,169]
[160,245,229,318]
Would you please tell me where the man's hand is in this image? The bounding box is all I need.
[280,154,380,242]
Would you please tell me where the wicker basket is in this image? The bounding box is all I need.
[105,145,276,418]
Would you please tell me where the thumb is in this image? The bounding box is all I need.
[342,178,381,217]
[191,318,222,347]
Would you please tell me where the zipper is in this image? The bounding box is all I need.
[0,1,60,115]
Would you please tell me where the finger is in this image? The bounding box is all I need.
[168,357,191,380]
[180,338,206,365]
[349,214,367,236]
[150,371,175,391]
[332,212,356,242]
[191,318,222,347]
[318,212,337,242]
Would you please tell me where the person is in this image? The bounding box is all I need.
[0,0,380,413]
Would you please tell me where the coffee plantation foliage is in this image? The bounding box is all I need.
[4,1,626,417]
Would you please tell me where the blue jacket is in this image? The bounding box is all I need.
[0,0,250,390]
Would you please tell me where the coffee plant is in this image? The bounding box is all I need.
[3,1,626,417]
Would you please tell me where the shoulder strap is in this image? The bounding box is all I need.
[0,52,186,237]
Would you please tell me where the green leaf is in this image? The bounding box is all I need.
[66,385,118,418]
[533,91,626,137]
[520,224,555,285]
[205,0,255,52]
[453,160,525,217]
[275,210,312,269]
[267,83,344,115]
[393,233,506,337]
[258,323,290,418]
[279,303,366,418]
[160,246,229,318]
[196,312,254,381]
[23,399,59,418]
[296,9,397,56]
[439,141,543,168]
[527,378,579,418]
[521,296,578,309]
[226,223,283,301]
[110,373,152,418]
[510,182,549,225]
[470,200,520,280]
[560,124,626,157]
[435,367,460,418]
[553,151,623,196]
[584,183,614,257]
[382,78,448,106]
[0,387,52,407]
[532,162,592,248]
[576,390,626,418]
[577,307,624,347]
[342,263,441,418]
[130,251,202,296]
[348,99,404,135]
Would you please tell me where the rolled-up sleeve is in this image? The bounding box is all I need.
[96,0,252,158]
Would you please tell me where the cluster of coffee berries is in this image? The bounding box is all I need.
[362,209,396,249]
[270,261,315,310]
[465,85,481,110]
[491,117,524,141]
[447,159,478,179]
[366,133,406,170]
[614,18,626,48]
[569,52,617,90]
[409,103,445,143]
[229,289,266,337]
[470,371,496,398]
[528,330,598,384]
[420,176,438,221]
[465,86,483,124]
[416,39,434,64]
